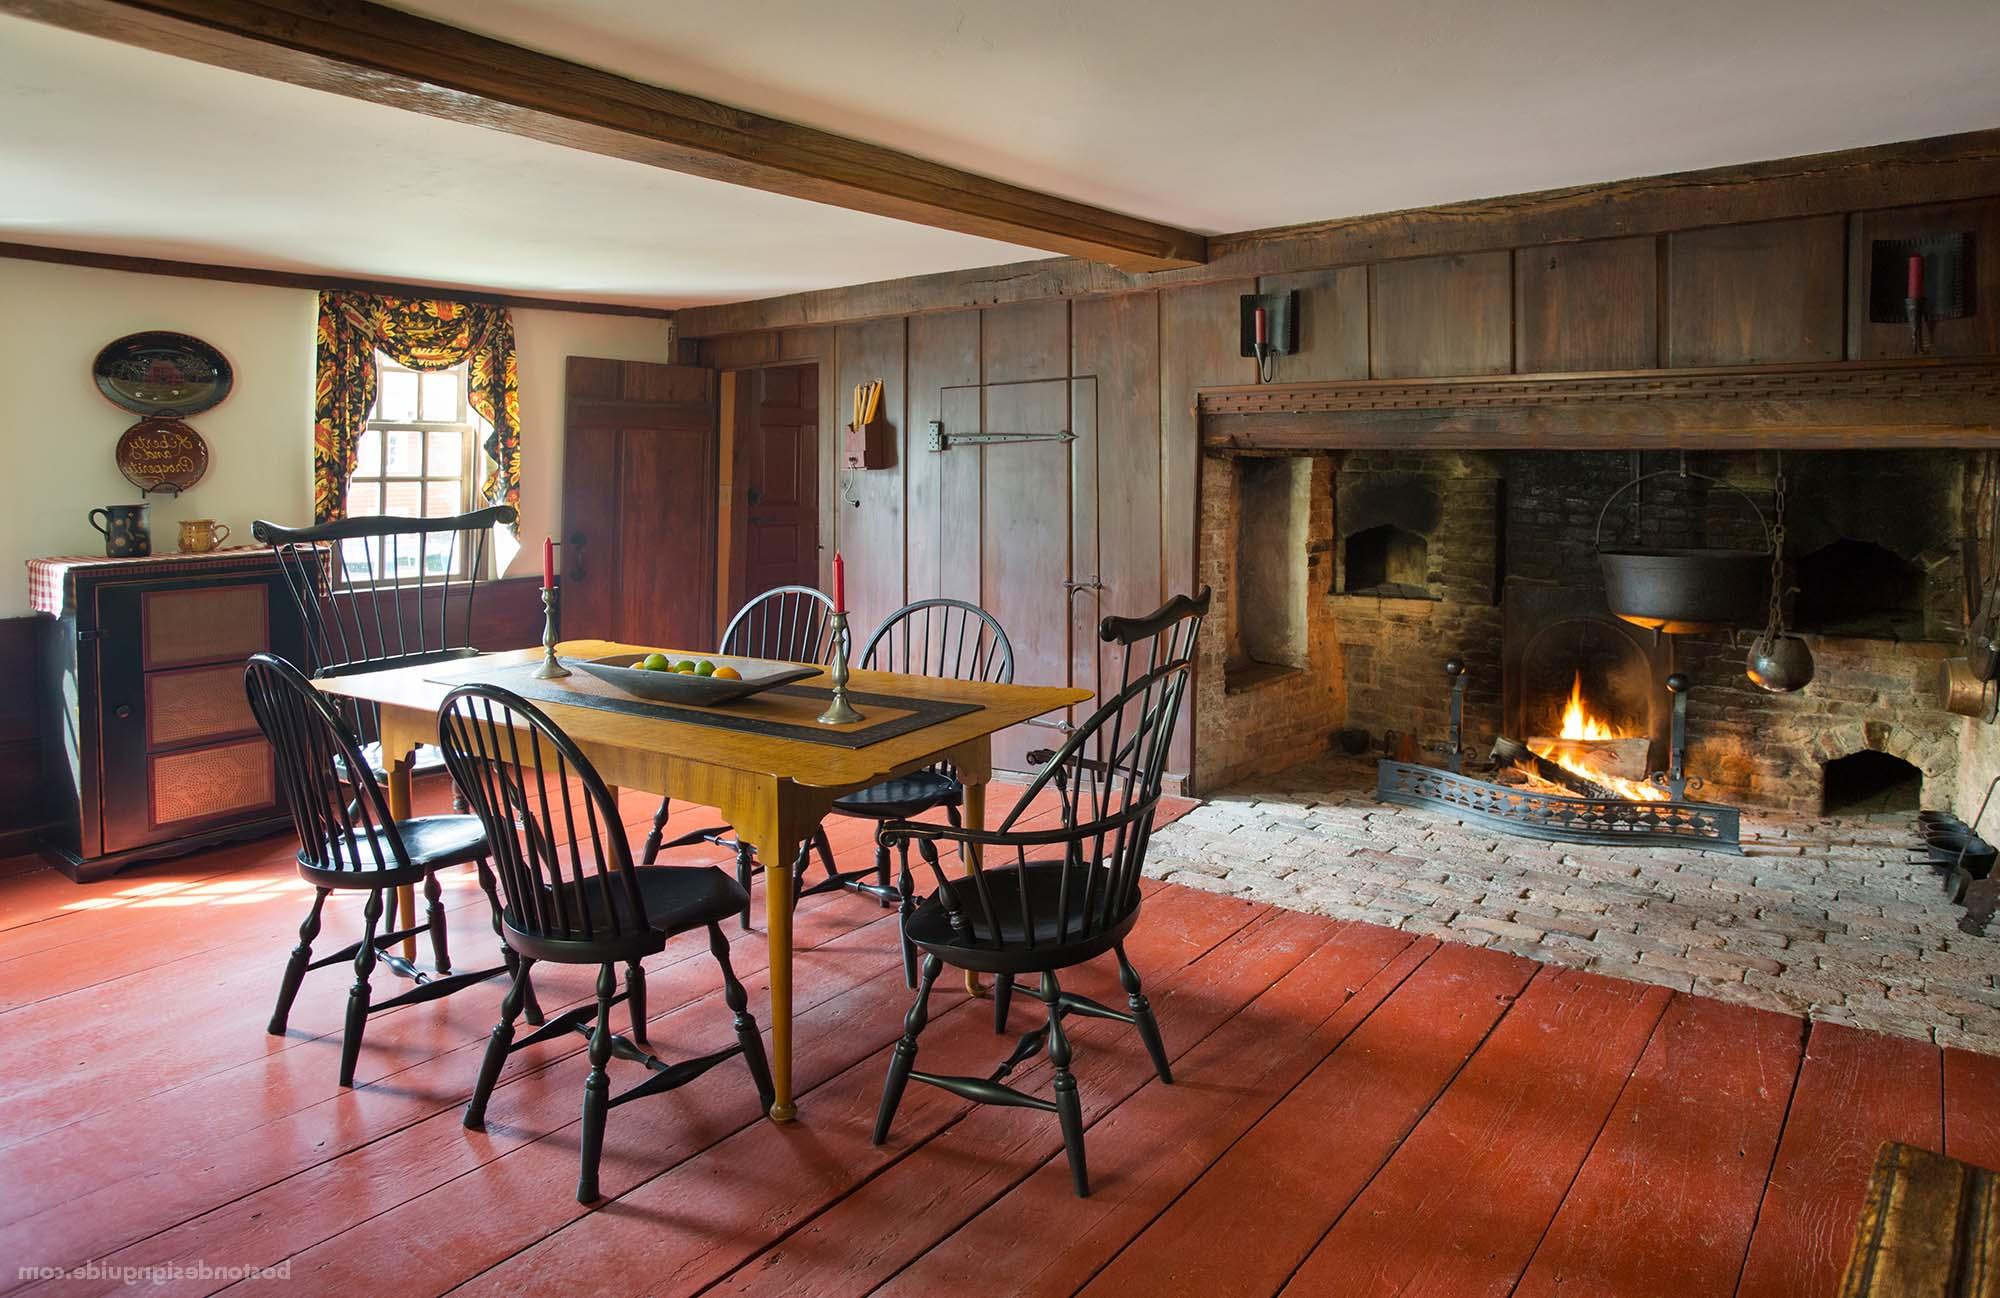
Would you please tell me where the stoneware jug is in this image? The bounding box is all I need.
[88,503,151,557]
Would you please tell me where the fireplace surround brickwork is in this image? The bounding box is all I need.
[1198,446,1971,813]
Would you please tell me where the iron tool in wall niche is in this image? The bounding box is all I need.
[844,379,891,469]
[1239,291,1300,383]
[1867,233,1971,354]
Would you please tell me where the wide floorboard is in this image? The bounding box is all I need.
[0,785,1983,1298]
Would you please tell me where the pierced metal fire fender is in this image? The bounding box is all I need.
[1375,760,1743,854]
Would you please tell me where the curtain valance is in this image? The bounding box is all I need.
[312,292,521,522]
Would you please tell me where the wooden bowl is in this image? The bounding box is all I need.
[573,653,818,706]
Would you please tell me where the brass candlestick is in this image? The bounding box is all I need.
[816,611,862,725]
[532,586,570,679]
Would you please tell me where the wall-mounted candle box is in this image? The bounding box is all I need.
[1239,290,1302,357]
[1868,233,1972,323]
[844,417,892,470]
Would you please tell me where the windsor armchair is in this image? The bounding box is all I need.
[995,586,1211,1030]
[870,589,1206,1197]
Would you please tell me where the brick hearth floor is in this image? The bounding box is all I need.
[1147,754,2000,1054]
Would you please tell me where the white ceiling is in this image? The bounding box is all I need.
[388,0,2000,234]
[6,1,2000,308]
[0,18,1044,308]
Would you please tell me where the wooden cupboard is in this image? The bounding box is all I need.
[35,551,305,881]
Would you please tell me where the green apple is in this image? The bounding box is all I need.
[640,652,671,672]
[674,659,698,673]
[695,659,717,677]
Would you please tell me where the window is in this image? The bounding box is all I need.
[343,352,489,580]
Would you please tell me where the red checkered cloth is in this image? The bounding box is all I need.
[26,546,272,617]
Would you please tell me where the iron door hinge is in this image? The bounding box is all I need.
[927,420,1076,452]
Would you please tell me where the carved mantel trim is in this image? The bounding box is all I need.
[1199,356,2000,451]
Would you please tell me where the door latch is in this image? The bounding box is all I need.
[1062,575,1106,596]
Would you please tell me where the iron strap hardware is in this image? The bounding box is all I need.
[926,420,1077,452]
[1063,575,1106,595]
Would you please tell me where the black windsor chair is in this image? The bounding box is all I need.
[870,589,1208,1197]
[438,684,774,1203]
[244,653,515,1088]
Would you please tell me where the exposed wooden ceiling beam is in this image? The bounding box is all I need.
[673,128,2000,338]
[4,0,1209,273]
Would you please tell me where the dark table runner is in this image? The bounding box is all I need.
[428,660,981,750]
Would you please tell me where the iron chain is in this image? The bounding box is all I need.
[1765,457,1788,635]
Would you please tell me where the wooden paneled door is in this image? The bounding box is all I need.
[729,364,820,613]
[561,358,719,650]
[934,377,1098,773]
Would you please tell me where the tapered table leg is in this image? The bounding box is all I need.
[387,753,418,962]
[960,747,989,999]
[762,835,797,1122]
[724,779,829,1124]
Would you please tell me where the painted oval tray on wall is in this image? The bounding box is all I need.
[115,417,210,493]
[92,331,234,416]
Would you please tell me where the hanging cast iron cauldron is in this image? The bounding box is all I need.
[1595,469,1770,635]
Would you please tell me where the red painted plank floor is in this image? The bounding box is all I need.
[0,783,1983,1298]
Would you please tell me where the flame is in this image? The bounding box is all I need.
[1530,672,1669,802]
[1558,673,1614,741]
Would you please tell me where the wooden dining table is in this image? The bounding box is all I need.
[315,639,1090,1122]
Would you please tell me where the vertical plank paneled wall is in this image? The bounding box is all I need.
[690,193,2000,789]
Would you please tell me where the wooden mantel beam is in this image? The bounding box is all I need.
[1199,358,2000,451]
[3,0,1209,273]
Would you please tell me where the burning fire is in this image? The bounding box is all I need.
[1531,672,1667,802]
[1557,673,1614,742]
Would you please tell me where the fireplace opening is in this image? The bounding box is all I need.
[1343,524,1431,598]
[1518,618,1654,747]
[1794,539,1926,639]
[1228,455,1311,690]
[1822,749,1923,815]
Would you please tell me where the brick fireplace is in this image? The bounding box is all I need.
[1197,446,1971,816]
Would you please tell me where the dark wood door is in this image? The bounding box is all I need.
[562,358,719,650]
[735,364,820,607]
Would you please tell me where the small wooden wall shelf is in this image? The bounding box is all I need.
[1199,356,2000,451]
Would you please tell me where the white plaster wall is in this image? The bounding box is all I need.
[0,260,315,616]
[0,260,671,616]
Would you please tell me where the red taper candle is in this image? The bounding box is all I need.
[1907,254,1924,299]
[832,550,845,613]
[542,536,555,589]
[1253,305,1268,345]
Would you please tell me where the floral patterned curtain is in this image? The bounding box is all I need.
[312,292,522,522]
